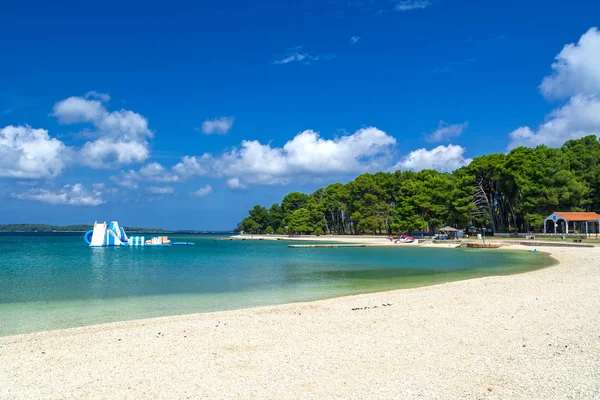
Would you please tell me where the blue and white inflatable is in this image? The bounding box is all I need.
[84,221,194,247]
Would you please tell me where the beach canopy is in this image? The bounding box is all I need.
[438,226,458,232]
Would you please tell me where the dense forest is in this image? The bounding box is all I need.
[0,224,169,233]
[237,136,600,235]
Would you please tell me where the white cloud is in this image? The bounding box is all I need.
[191,185,213,198]
[226,177,247,189]
[395,0,432,11]
[508,27,600,150]
[0,125,67,179]
[395,144,472,172]
[426,121,468,142]
[79,139,150,168]
[52,95,153,168]
[52,97,105,124]
[147,186,174,194]
[172,155,210,179]
[350,36,362,44]
[200,117,234,135]
[137,162,180,182]
[110,172,139,189]
[13,184,105,206]
[212,127,396,185]
[92,183,105,191]
[112,155,210,189]
[540,27,600,99]
[508,95,600,149]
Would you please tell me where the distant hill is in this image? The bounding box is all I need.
[0,224,170,233]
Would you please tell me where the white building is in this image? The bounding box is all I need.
[543,212,600,234]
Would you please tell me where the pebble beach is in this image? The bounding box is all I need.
[1,244,599,399]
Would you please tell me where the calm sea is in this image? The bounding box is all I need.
[0,233,554,336]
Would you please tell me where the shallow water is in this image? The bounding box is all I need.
[0,234,554,336]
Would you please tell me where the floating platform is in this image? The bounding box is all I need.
[518,241,594,248]
[84,221,194,247]
[460,243,503,249]
[288,244,367,248]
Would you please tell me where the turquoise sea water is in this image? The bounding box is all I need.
[0,234,555,336]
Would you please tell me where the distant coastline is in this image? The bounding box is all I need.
[0,224,233,234]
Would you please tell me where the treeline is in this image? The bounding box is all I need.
[0,224,169,233]
[237,136,600,235]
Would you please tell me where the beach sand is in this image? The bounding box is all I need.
[1,245,599,399]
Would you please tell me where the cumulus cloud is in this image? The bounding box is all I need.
[540,27,600,99]
[172,155,210,179]
[0,125,67,179]
[80,139,150,168]
[112,155,211,189]
[211,127,396,185]
[508,27,600,149]
[200,117,234,135]
[508,95,600,149]
[226,177,247,189]
[395,144,472,172]
[52,95,153,168]
[191,185,213,198]
[426,121,468,142]
[51,97,105,124]
[395,0,432,11]
[13,183,105,206]
[147,186,174,194]
[137,162,180,182]
[109,169,140,189]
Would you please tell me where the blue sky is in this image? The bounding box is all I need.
[1,0,600,229]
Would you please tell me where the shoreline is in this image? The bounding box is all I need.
[229,233,598,248]
[1,244,599,399]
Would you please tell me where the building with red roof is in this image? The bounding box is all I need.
[544,212,600,234]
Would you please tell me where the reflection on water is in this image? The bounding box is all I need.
[0,234,554,336]
[90,247,107,298]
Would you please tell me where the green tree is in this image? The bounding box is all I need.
[268,203,284,231]
[249,205,269,229]
[282,192,309,215]
[287,208,315,234]
[348,173,390,234]
[240,217,261,233]
[322,183,350,234]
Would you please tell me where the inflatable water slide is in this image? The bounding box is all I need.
[84,221,194,247]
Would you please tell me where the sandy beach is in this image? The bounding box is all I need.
[1,244,599,399]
